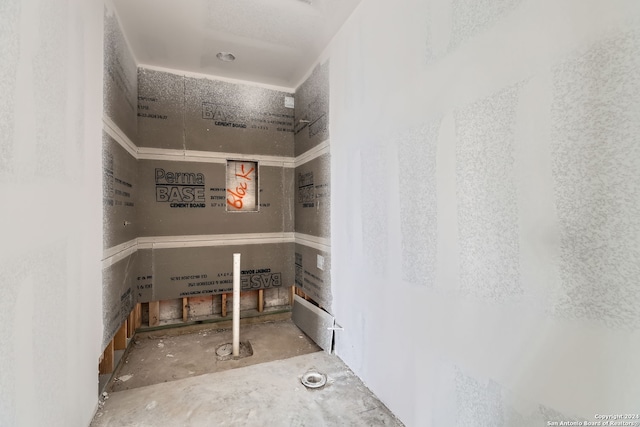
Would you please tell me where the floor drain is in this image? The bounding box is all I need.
[216,343,233,357]
[301,370,327,389]
[215,341,253,360]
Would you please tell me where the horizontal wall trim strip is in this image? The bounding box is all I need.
[138,63,296,93]
[295,140,330,168]
[103,117,328,169]
[103,233,296,267]
[102,241,138,268]
[294,232,331,252]
[102,238,138,262]
[138,232,296,249]
[137,147,296,168]
[103,116,138,158]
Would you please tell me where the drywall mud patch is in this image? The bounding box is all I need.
[451,366,587,427]
[448,0,524,53]
[550,31,640,329]
[184,76,294,156]
[137,68,185,149]
[361,146,390,276]
[454,367,505,427]
[0,0,20,177]
[0,244,61,426]
[455,84,522,302]
[104,6,137,140]
[32,1,68,177]
[398,123,440,287]
[294,61,330,156]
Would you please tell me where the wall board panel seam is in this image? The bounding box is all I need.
[103,116,138,158]
[138,63,296,93]
[294,140,330,167]
[138,147,295,167]
[103,238,138,261]
[294,233,331,252]
[142,234,296,248]
[102,233,297,267]
[102,117,297,167]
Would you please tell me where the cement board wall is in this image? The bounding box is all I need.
[136,160,294,236]
[137,68,296,156]
[103,131,137,249]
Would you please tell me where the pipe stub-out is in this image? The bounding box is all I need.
[301,370,327,389]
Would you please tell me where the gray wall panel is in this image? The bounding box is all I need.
[103,8,137,141]
[134,249,153,303]
[295,153,330,238]
[137,160,293,236]
[137,68,185,149]
[102,253,136,348]
[152,243,294,301]
[294,62,330,156]
[295,243,332,309]
[103,132,137,249]
[184,76,294,156]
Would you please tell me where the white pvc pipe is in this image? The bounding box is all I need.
[232,253,241,357]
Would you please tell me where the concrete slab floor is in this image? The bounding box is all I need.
[91,351,404,427]
[92,319,403,426]
[109,320,322,392]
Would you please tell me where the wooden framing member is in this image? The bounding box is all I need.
[182,297,189,322]
[290,286,295,306]
[258,289,264,313]
[127,309,135,338]
[221,293,227,317]
[135,303,142,329]
[114,321,127,350]
[99,340,114,375]
[149,301,160,327]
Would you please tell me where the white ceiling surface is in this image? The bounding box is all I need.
[112,0,361,90]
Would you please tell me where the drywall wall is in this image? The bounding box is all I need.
[329,0,640,425]
[0,0,103,425]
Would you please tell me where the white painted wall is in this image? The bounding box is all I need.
[0,0,104,426]
[329,0,640,425]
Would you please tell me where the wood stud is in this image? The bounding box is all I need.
[98,340,114,375]
[149,301,160,327]
[258,289,264,313]
[182,297,189,322]
[221,293,227,317]
[114,322,127,350]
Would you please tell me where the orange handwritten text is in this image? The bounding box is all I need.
[227,164,255,209]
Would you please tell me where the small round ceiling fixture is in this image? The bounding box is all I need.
[216,52,236,62]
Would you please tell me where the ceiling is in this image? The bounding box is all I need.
[112,0,361,90]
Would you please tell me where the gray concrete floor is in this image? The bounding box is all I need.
[92,320,403,426]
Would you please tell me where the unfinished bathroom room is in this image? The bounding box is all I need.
[1,0,639,426]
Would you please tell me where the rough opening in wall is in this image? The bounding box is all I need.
[226,160,259,212]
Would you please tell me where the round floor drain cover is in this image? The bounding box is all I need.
[216,343,233,357]
[301,370,327,389]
